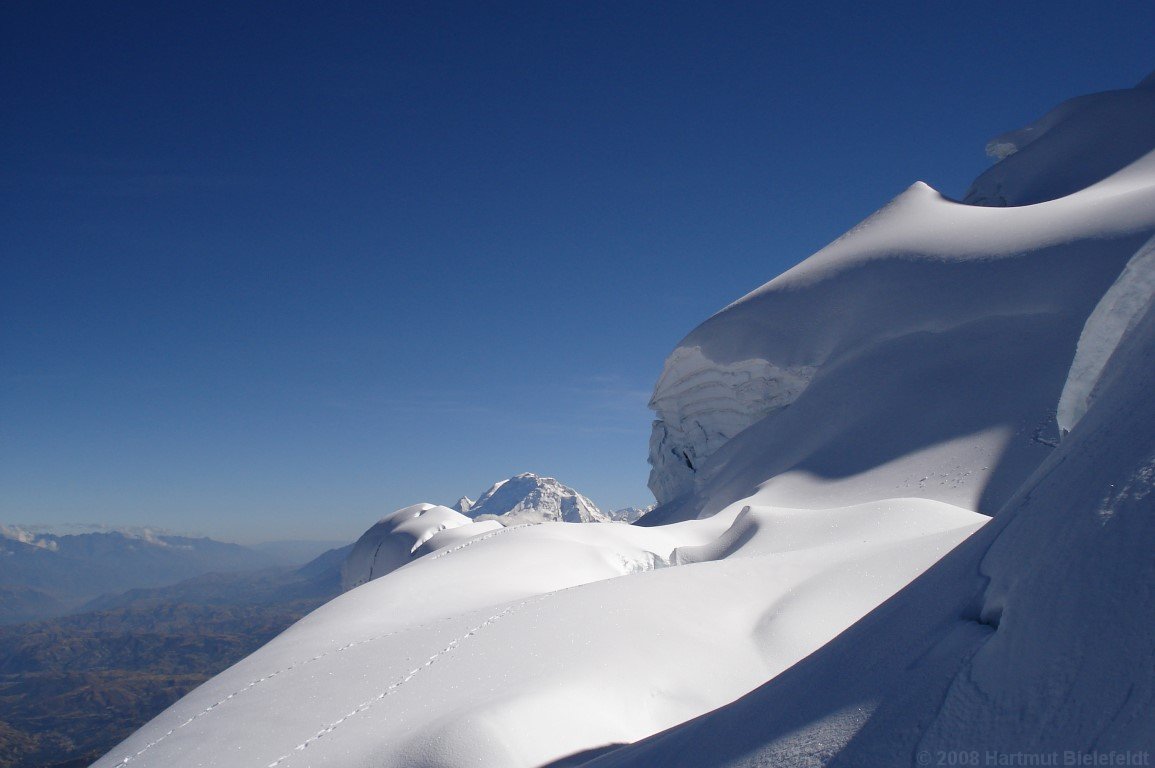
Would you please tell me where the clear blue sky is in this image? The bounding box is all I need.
[2,2,1153,543]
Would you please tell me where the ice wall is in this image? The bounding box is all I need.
[1057,233,1155,435]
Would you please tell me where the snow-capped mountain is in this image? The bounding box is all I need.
[465,472,609,524]
[92,72,1155,768]
[339,474,612,590]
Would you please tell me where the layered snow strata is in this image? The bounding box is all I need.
[648,346,814,503]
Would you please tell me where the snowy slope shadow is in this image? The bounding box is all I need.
[587,281,1155,767]
[666,235,1146,521]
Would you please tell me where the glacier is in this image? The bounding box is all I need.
[92,71,1155,768]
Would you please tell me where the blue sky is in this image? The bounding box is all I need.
[2,2,1153,543]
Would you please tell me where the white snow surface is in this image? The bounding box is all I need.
[341,475,616,589]
[95,498,983,768]
[340,504,501,590]
[95,74,1155,768]
[587,210,1155,768]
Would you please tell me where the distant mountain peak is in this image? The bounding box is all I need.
[465,472,609,524]
[0,523,191,545]
[605,504,655,523]
[0,524,58,551]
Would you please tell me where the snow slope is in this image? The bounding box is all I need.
[645,74,1155,523]
[95,497,983,768]
[1057,232,1155,434]
[93,74,1155,768]
[586,188,1155,768]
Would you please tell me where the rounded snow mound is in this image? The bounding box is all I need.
[341,504,485,589]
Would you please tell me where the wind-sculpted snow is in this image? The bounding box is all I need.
[93,497,982,768]
[588,238,1155,768]
[342,475,616,590]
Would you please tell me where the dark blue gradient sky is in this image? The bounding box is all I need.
[3,2,1153,541]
